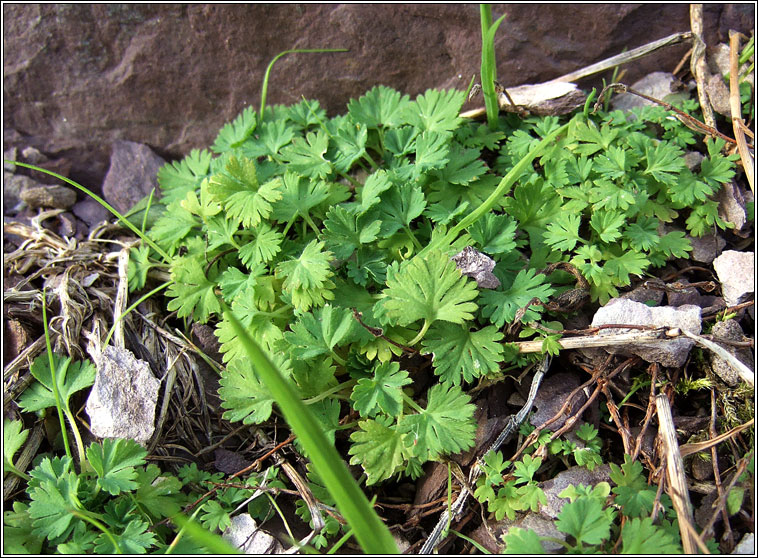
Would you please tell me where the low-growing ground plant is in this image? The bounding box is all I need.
[4,6,753,554]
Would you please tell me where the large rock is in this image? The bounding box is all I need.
[3,4,753,190]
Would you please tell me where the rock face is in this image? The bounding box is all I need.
[3,4,753,190]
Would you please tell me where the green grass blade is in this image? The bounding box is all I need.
[222,304,398,554]
[5,161,171,263]
[170,512,240,554]
[259,48,348,123]
[420,120,570,257]
[480,5,507,129]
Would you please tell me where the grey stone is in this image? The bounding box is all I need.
[706,73,732,117]
[20,183,77,209]
[620,285,664,305]
[4,147,17,172]
[5,4,749,188]
[3,171,35,209]
[712,251,754,306]
[666,279,701,307]
[72,197,112,226]
[222,514,283,554]
[611,72,683,111]
[101,140,165,213]
[538,464,612,519]
[21,146,47,164]
[709,319,754,387]
[733,533,755,555]
[689,233,726,264]
[451,246,500,289]
[717,181,748,232]
[85,344,160,446]
[683,151,704,171]
[530,372,586,431]
[591,298,701,367]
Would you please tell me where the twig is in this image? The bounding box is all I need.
[729,30,755,192]
[419,356,551,554]
[690,4,717,130]
[708,389,734,548]
[594,82,737,145]
[351,308,417,354]
[678,329,754,387]
[551,31,693,84]
[656,393,698,554]
[514,327,675,353]
[678,418,755,457]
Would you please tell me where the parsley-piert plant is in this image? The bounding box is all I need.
[130,84,738,488]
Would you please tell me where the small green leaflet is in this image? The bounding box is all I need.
[348,416,411,485]
[271,171,330,223]
[554,496,610,546]
[467,212,518,256]
[133,464,183,520]
[502,527,546,554]
[86,438,147,496]
[374,181,426,237]
[347,85,411,129]
[3,419,29,474]
[403,88,465,133]
[157,148,212,205]
[212,105,257,153]
[284,304,356,359]
[357,169,393,214]
[620,517,681,554]
[321,205,381,260]
[378,251,478,327]
[413,130,451,176]
[28,456,81,539]
[280,130,332,179]
[207,155,282,228]
[17,353,96,414]
[479,268,554,328]
[398,383,476,460]
[544,212,583,251]
[238,222,284,268]
[166,256,221,323]
[219,356,289,424]
[275,239,336,313]
[350,361,412,417]
[421,322,504,385]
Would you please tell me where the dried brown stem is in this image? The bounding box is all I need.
[656,393,698,553]
[729,30,755,192]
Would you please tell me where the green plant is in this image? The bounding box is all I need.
[501,454,719,553]
[479,4,507,129]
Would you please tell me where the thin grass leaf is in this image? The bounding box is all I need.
[222,304,398,554]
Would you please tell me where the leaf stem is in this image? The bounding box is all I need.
[408,319,431,347]
[403,224,424,252]
[401,391,425,414]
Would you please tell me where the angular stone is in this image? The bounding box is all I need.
[538,464,612,519]
[451,246,500,289]
[709,319,754,387]
[72,197,112,226]
[689,233,726,264]
[222,514,283,554]
[85,344,160,446]
[20,183,77,209]
[591,298,701,367]
[712,251,754,306]
[101,140,165,213]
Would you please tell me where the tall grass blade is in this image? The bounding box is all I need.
[222,305,398,554]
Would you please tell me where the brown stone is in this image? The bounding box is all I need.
[4,4,752,190]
